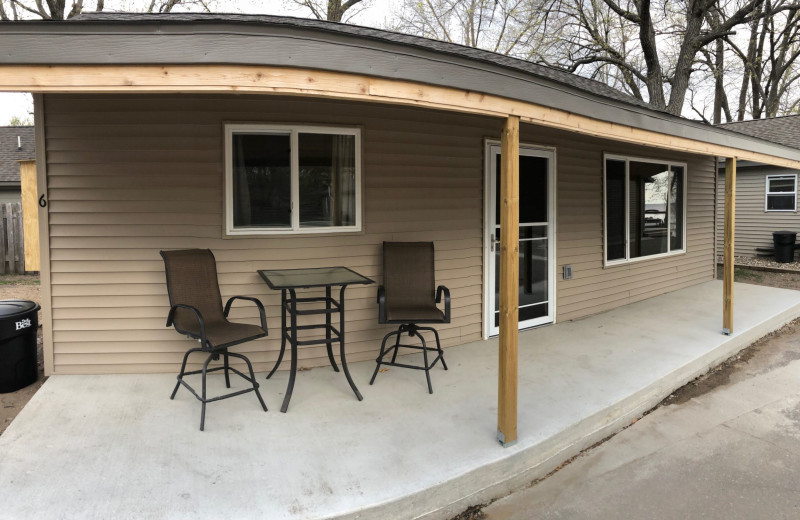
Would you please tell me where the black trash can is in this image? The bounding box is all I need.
[773,231,797,263]
[0,300,40,393]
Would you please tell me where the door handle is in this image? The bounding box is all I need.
[490,233,500,252]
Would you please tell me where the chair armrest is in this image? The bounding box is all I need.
[167,304,208,346]
[377,286,387,324]
[224,296,268,334]
[436,285,451,323]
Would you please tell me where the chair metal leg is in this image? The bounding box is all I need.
[223,349,231,389]
[171,347,198,400]
[229,351,267,412]
[415,330,433,394]
[390,325,403,364]
[200,352,214,432]
[266,289,288,380]
[435,330,447,370]
[370,329,397,385]
[373,324,446,393]
[419,326,447,371]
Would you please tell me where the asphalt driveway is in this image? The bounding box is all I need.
[482,317,800,520]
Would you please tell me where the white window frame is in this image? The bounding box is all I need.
[224,123,362,235]
[603,154,688,267]
[765,174,797,212]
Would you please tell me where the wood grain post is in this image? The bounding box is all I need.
[498,115,520,447]
[723,157,736,335]
[19,159,40,271]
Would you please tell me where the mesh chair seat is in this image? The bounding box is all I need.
[385,305,444,323]
[161,248,268,431]
[195,321,267,350]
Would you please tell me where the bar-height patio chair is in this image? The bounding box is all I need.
[160,249,268,431]
[369,242,450,393]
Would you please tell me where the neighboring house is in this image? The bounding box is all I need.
[715,115,800,257]
[0,125,33,203]
[1,13,799,385]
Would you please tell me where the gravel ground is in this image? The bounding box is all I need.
[716,264,800,290]
[0,275,43,436]
[717,255,800,272]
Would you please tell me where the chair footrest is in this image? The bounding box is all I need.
[386,343,441,353]
[377,344,444,371]
[177,366,259,404]
[377,358,443,371]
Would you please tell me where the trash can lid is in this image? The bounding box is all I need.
[0,300,39,318]
[774,230,797,236]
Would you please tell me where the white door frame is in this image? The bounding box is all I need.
[483,140,557,338]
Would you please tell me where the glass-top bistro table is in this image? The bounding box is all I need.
[258,266,375,412]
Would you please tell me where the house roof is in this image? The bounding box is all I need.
[70,12,655,112]
[3,12,800,166]
[718,115,800,150]
[0,126,34,184]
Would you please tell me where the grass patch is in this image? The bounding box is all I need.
[0,275,40,286]
[734,267,764,283]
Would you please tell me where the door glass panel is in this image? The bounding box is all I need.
[495,156,548,224]
[492,150,550,329]
[519,231,548,309]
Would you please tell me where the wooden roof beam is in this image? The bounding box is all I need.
[2,64,799,169]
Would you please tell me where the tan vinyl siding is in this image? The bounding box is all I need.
[516,127,716,322]
[45,94,490,374]
[716,166,800,257]
[44,94,715,374]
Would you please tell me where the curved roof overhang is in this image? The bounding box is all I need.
[1,16,800,168]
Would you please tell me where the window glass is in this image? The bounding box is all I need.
[605,157,685,263]
[768,177,795,192]
[766,176,796,211]
[232,133,291,228]
[227,126,360,234]
[669,166,684,251]
[605,159,626,261]
[767,195,795,210]
[629,161,669,259]
[298,133,356,228]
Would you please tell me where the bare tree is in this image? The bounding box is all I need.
[720,1,800,119]
[391,0,558,57]
[286,0,368,23]
[0,0,213,20]
[543,0,774,116]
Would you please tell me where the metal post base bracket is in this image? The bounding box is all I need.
[497,430,517,448]
[722,328,731,336]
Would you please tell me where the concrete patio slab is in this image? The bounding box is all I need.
[1,281,799,520]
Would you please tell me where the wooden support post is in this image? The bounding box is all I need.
[498,115,520,447]
[723,157,737,335]
[20,159,40,272]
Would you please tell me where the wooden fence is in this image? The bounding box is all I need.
[0,203,26,274]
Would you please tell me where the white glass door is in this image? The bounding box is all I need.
[486,144,555,337]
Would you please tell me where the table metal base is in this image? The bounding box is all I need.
[266,285,363,412]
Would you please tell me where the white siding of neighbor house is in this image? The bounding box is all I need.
[42,94,715,374]
[716,165,800,258]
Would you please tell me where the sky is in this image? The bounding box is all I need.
[0,0,400,125]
